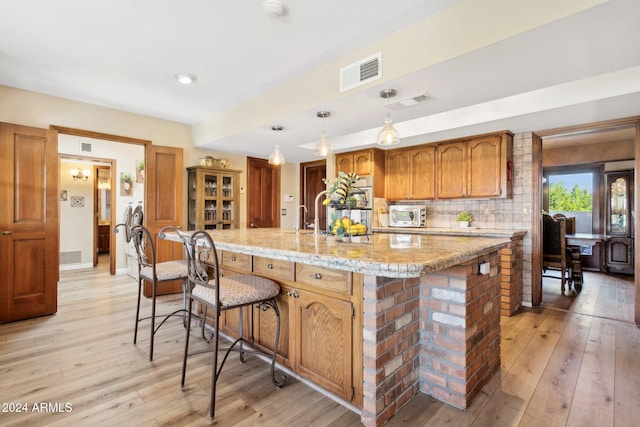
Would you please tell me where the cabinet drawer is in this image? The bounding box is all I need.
[254,256,294,282]
[295,264,350,295]
[220,251,251,272]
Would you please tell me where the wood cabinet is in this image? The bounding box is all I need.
[385,146,436,200]
[97,224,111,253]
[437,132,512,199]
[187,166,240,231]
[605,171,634,274]
[335,148,385,198]
[212,253,361,404]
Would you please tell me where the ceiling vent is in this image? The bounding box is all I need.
[80,142,92,152]
[388,93,435,110]
[340,53,381,93]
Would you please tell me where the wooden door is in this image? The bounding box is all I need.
[385,150,409,200]
[468,136,501,197]
[437,142,466,198]
[293,289,353,401]
[144,144,184,296]
[247,157,280,228]
[300,160,326,230]
[0,123,59,323]
[335,153,353,174]
[409,146,436,200]
[353,150,373,176]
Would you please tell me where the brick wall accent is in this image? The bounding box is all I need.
[500,235,523,316]
[419,251,502,409]
[360,250,503,426]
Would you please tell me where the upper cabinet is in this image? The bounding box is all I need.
[334,148,385,198]
[187,166,240,231]
[386,131,513,201]
[438,133,512,199]
[386,146,436,201]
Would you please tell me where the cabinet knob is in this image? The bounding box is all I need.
[231,256,236,262]
[314,273,322,280]
[1,231,11,235]
[285,290,292,297]
[267,263,274,269]
[250,223,258,228]
[293,291,299,298]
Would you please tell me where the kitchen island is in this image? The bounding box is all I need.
[167,228,511,427]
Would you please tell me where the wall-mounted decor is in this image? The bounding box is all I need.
[136,160,145,183]
[60,190,67,201]
[120,172,134,196]
[70,196,84,207]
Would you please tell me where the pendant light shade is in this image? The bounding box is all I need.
[313,111,332,157]
[377,89,400,146]
[268,126,286,165]
[377,115,400,146]
[268,145,285,165]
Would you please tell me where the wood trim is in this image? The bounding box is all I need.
[535,116,640,138]
[636,120,640,325]
[50,125,151,146]
[531,133,543,306]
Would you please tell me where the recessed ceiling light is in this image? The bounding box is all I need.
[176,73,197,85]
[264,0,285,17]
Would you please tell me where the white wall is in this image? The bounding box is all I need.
[59,135,144,272]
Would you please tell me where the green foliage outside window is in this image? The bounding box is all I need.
[549,182,592,212]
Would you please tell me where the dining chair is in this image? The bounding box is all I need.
[551,214,583,290]
[542,214,573,293]
[114,223,189,361]
[180,229,287,419]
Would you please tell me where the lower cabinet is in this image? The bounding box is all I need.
[214,252,360,404]
[606,237,634,274]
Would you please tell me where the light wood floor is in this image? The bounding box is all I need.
[1,260,639,426]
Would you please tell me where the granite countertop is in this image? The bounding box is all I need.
[167,228,511,279]
[372,226,527,238]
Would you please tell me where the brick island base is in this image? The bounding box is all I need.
[360,250,502,426]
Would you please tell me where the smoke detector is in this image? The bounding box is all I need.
[264,0,285,17]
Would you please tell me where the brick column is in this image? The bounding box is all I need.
[419,252,501,409]
[500,236,523,316]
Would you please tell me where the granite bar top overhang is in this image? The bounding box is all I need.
[372,226,528,238]
[167,228,511,279]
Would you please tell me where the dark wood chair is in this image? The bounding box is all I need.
[543,214,573,293]
[552,214,583,291]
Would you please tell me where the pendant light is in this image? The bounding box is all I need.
[314,111,332,157]
[377,89,400,146]
[268,125,286,165]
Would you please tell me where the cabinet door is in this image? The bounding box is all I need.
[385,150,410,200]
[335,154,353,174]
[467,136,501,197]
[409,146,436,200]
[292,289,353,401]
[607,237,634,274]
[353,150,373,176]
[253,284,291,367]
[437,142,466,198]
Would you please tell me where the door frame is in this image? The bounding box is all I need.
[52,126,150,276]
[534,116,640,324]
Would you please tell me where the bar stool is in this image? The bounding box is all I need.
[113,223,189,361]
[180,229,287,419]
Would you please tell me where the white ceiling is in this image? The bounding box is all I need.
[1,0,639,163]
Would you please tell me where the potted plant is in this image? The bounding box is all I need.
[456,211,473,227]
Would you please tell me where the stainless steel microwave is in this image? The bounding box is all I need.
[389,204,427,228]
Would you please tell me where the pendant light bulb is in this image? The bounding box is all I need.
[377,89,400,146]
[314,111,332,157]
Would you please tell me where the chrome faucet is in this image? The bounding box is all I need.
[296,205,308,233]
[313,190,328,236]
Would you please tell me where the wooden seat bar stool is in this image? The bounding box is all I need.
[179,229,287,419]
[113,223,189,361]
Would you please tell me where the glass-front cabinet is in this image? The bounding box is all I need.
[187,166,240,230]
[605,170,634,274]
